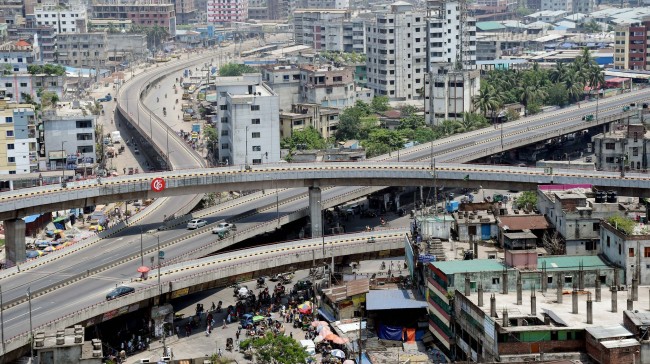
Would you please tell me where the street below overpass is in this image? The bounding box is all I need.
[1,230,406,354]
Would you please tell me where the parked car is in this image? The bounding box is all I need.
[187,219,207,229]
[212,222,235,234]
[106,286,135,300]
[97,93,112,102]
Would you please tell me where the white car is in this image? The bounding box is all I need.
[212,222,235,234]
[186,219,207,229]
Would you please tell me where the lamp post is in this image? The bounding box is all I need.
[27,287,34,360]
[139,227,144,267]
[61,141,67,187]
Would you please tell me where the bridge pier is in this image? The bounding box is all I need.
[309,186,322,238]
[4,218,26,266]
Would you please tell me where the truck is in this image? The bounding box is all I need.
[183,113,192,121]
[111,131,122,144]
[97,93,112,102]
[582,114,594,122]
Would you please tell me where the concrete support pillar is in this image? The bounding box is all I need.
[464,274,471,297]
[490,294,496,317]
[473,241,478,257]
[502,309,509,327]
[595,277,602,302]
[632,277,639,301]
[502,271,508,294]
[478,283,484,307]
[587,295,593,324]
[572,286,578,314]
[611,286,618,313]
[541,271,547,293]
[628,298,634,311]
[5,218,26,265]
[556,273,563,303]
[308,187,322,239]
[531,290,537,316]
[516,276,522,305]
[578,269,585,291]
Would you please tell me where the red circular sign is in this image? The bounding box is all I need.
[151,177,166,192]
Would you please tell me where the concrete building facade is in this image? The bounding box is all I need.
[34,1,87,34]
[55,32,107,69]
[261,64,301,111]
[426,65,479,122]
[0,99,38,175]
[7,25,57,63]
[593,124,649,172]
[293,10,365,53]
[279,103,340,139]
[92,2,177,36]
[206,0,248,24]
[173,0,197,24]
[214,74,280,166]
[614,21,649,71]
[365,1,426,100]
[300,65,356,108]
[42,109,96,171]
[601,220,650,285]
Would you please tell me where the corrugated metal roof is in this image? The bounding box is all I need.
[431,259,506,275]
[498,215,549,230]
[586,325,633,340]
[601,338,639,349]
[366,289,427,311]
[346,278,369,297]
[537,255,611,271]
[476,21,505,31]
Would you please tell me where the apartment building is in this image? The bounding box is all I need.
[7,25,57,62]
[427,0,476,66]
[56,32,107,69]
[365,1,426,100]
[280,103,340,139]
[297,0,349,8]
[300,65,356,108]
[214,74,280,166]
[426,64,479,122]
[173,0,197,24]
[593,124,649,171]
[614,21,650,71]
[206,0,248,24]
[261,64,301,111]
[42,108,96,171]
[601,219,650,285]
[0,39,39,73]
[0,98,38,175]
[34,1,87,34]
[0,0,24,24]
[92,2,176,36]
[293,10,365,53]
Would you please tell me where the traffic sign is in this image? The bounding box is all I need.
[151,177,166,192]
[159,251,165,259]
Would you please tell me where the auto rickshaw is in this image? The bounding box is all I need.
[226,338,234,351]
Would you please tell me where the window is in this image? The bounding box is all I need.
[76,133,92,141]
[630,248,635,257]
[6,130,13,137]
[4,83,11,87]
[7,144,13,150]
[252,158,262,164]
[607,236,610,247]
[19,83,27,87]
[7,157,15,163]
[251,132,260,138]
[221,143,229,149]
[250,105,260,111]
[220,104,228,110]
[593,222,600,231]
[252,146,261,151]
[645,247,650,257]
[5,117,12,123]
[633,147,639,156]
[76,120,91,128]
[547,275,553,283]
[619,244,622,255]
[605,143,615,150]
[221,130,229,136]
[221,117,229,123]
[564,276,573,284]
[492,277,500,285]
[251,118,260,124]
[77,146,93,153]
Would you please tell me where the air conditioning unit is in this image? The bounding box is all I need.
[160,356,171,362]
[140,359,151,363]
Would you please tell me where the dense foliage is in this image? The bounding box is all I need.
[281,126,327,150]
[477,48,604,117]
[27,64,66,76]
[516,191,538,210]
[240,333,309,364]
[320,51,366,64]
[218,63,257,77]
[607,215,636,235]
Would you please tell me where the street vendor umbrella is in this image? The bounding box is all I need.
[253,315,265,323]
[137,266,151,273]
[343,360,355,364]
[26,250,40,259]
[298,301,313,314]
[43,246,55,253]
[325,332,349,344]
[330,349,346,359]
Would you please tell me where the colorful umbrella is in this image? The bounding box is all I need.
[331,349,346,359]
[324,332,349,344]
[253,315,265,323]
[26,250,39,258]
[137,266,151,273]
[298,301,313,314]
[54,244,65,250]
[43,246,55,253]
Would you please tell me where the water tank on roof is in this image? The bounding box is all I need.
[595,191,606,203]
[607,191,617,203]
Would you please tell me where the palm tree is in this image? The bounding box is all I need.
[436,119,462,137]
[519,84,547,114]
[457,113,489,133]
[549,62,567,84]
[587,65,605,99]
[473,84,501,118]
[563,71,585,102]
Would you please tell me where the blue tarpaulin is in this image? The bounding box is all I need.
[23,214,40,223]
[318,308,336,323]
[377,324,403,341]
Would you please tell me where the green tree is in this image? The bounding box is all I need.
[587,64,605,99]
[505,108,520,121]
[473,84,501,118]
[607,215,636,235]
[400,104,418,118]
[363,129,403,157]
[335,101,372,141]
[240,333,309,364]
[281,126,327,150]
[370,96,390,113]
[435,119,462,137]
[204,124,218,152]
[545,83,569,107]
[398,113,426,130]
[456,113,489,133]
[219,63,257,76]
[516,191,538,210]
[583,20,601,33]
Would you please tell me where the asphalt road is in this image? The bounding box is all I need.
[2,49,650,345]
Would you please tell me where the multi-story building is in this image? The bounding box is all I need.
[173,0,197,24]
[426,65,480,122]
[41,108,96,171]
[206,0,248,24]
[89,19,132,33]
[601,219,650,285]
[540,0,571,12]
[0,97,38,175]
[0,0,24,25]
[293,9,365,53]
[8,24,57,62]
[536,186,622,255]
[365,1,426,99]
[214,74,280,166]
[55,32,107,69]
[300,65,356,108]
[34,1,87,34]
[106,33,148,68]
[614,20,650,71]
[92,2,176,36]
[427,0,476,66]
[593,124,649,171]
[261,64,301,111]
[0,39,40,73]
[572,0,594,14]
[280,103,340,139]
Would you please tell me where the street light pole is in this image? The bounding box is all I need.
[139,227,144,267]
[27,287,34,360]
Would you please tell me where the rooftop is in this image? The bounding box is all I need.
[431,259,506,275]
[586,325,633,340]
[538,255,612,271]
[366,289,427,311]
[498,215,549,230]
